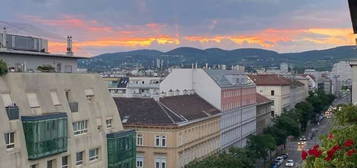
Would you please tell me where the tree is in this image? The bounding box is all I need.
[0,59,8,76]
[247,134,276,165]
[186,148,254,168]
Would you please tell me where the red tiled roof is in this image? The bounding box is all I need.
[256,93,272,105]
[248,74,291,86]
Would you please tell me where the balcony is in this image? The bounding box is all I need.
[68,102,78,112]
[22,113,68,160]
[107,130,136,168]
[5,105,19,120]
[127,83,159,89]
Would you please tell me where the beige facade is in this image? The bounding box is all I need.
[128,116,220,168]
[256,85,290,116]
[0,73,124,168]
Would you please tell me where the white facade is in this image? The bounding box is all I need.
[160,68,256,149]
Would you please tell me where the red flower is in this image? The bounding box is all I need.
[346,149,356,157]
[328,133,334,139]
[344,139,354,147]
[301,150,308,160]
[325,145,342,161]
[313,145,320,149]
[308,146,322,158]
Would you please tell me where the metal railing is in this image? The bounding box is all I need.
[5,105,19,120]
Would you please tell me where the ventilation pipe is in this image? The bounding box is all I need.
[66,36,73,56]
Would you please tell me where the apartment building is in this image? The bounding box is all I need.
[256,93,273,134]
[0,73,135,168]
[160,69,257,149]
[114,94,221,168]
[248,74,291,116]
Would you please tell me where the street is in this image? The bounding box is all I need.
[283,94,350,168]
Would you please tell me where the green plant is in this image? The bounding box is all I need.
[0,59,8,76]
[302,105,357,168]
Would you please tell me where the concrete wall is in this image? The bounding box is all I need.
[0,73,124,168]
[0,53,78,73]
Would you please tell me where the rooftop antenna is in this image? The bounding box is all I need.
[66,35,73,56]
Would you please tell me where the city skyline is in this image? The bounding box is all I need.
[0,0,354,56]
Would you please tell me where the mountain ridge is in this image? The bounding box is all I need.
[78,45,357,72]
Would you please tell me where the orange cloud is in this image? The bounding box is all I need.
[48,35,180,54]
[185,28,354,48]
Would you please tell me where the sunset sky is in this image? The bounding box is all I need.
[0,0,355,56]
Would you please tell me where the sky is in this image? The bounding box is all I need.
[0,0,355,56]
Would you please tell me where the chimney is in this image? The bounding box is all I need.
[205,63,208,69]
[195,63,198,69]
[1,27,7,49]
[66,36,73,56]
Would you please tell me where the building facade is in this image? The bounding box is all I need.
[114,94,221,168]
[248,74,291,116]
[256,93,273,134]
[0,73,135,168]
[160,69,257,149]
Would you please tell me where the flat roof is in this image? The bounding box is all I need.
[0,49,88,59]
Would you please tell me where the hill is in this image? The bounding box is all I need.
[78,46,357,72]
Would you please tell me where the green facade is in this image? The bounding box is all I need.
[22,113,68,160]
[107,130,136,168]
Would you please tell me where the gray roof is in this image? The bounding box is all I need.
[204,69,255,88]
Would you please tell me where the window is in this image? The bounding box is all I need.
[62,156,69,168]
[89,148,99,161]
[155,136,166,147]
[155,156,166,168]
[30,164,38,168]
[76,151,84,165]
[47,159,55,168]
[137,134,143,146]
[27,93,40,108]
[136,156,144,168]
[162,136,166,147]
[50,91,61,106]
[73,120,88,135]
[4,132,15,149]
[106,118,112,128]
[271,90,275,96]
[155,136,160,147]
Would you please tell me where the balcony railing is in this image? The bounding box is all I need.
[5,105,19,120]
[68,102,78,112]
